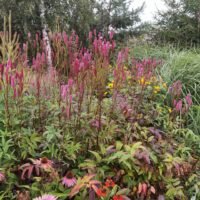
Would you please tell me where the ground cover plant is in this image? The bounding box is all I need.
[0,20,200,200]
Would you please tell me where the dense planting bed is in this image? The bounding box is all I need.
[0,29,199,200]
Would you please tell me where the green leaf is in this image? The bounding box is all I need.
[116,188,130,195]
[116,141,123,151]
[89,151,102,162]
[109,185,118,197]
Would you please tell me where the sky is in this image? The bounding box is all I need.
[133,0,167,22]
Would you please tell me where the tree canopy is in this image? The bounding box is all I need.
[0,0,144,41]
[155,0,200,46]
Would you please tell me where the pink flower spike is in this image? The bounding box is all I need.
[185,94,192,107]
[175,100,183,112]
[61,85,68,99]
[33,194,57,200]
[7,59,12,69]
[68,79,74,87]
[11,76,15,88]
[173,99,177,107]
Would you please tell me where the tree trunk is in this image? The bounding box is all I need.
[107,0,112,35]
[197,11,200,41]
[40,0,53,69]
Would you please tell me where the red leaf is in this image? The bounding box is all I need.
[27,165,34,179]
[69,183,84,198]
[21,168,28,180]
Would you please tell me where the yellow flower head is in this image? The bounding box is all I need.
[124,65,128,71]
[107,81,114,89]
[138,77,145,85]
[145,81,151,85]
[162,83,167,89]
[154,86,161,92]
[168,108,172,113]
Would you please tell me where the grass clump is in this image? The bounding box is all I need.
[161,50,200,105]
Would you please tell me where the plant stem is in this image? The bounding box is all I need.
[97,98,102,148]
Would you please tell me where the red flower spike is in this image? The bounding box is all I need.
[93,186,107,198]
[113,195,124,200]
[97,188,107,197]
[105,178,115,188]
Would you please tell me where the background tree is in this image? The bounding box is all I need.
[155,0,200,46]
[0,0,144,42]
[64,0,96,41]
[94,0,144,36]
[0,0,41,39]
[0,0,68,38]
[183,0,200,40]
